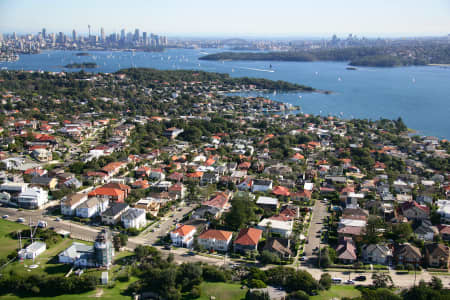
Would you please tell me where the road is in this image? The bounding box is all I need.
[303,198,329,260]
[3,205,450,288]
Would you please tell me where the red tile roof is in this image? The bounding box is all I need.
[198,229,233,241]
[272,186,290,196]
[172,224,196,236]
[234,228,263,246]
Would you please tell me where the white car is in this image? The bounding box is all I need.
[345,280,355,285]
[17,217,25,223]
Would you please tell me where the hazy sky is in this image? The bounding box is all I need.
[1,0,449,37]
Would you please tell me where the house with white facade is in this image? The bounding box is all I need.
[18,241,46,260]
[75,197,109,218]
[61,193,88,216]
[252,179,273,192]
[18,187,48,209]
[170,224,196,248]
[197,229,233,252]
[121,208,146,229]
[257,218,293,238]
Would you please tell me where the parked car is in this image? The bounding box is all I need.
[345,280,355,285]
[163,245,171,250]
[55,217,61,222]
[332,278,342,284]
[17,217,25,223]
[354,275,366,281]
[38,220,48,228]
[2,214,8,219]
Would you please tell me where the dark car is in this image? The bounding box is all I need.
[163,245,171,250]
[354,275,366,281]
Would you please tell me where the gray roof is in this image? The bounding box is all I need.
[59,242,94,259]
[102,203,129,217]
[121,208,145,220]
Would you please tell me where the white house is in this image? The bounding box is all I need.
[437,200,450,223]
[121,208,146,229]
[361,244,392,265]
[257,218,293,238]
[75,197,109,218]
[197,229,233,252]
[18,187,48,209]
[58,242,96,267]
[170,224,196,248]
[18,241,46,260]
[61,193,88,216]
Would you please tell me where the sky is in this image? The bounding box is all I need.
[1,0,449,38]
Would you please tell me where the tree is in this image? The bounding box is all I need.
[429,276,443,290]
[319,273,332,290]
[287,290,310,300]
[259,251,281,265]
[245,290,270,300]
[372,273,393,288]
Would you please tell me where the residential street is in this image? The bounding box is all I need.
[303,198,329,259]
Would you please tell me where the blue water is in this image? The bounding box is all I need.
[1,48,449,139]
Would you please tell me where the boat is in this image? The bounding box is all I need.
[346,66,357,70]
[338,77,342,81]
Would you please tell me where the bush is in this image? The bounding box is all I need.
[405,264,414,271]
[189,285,201,298]
[396,264,404,270]
[319,273,332,290]
[249,279,267,288]
[287,290,310,300]
[259,250,281,265]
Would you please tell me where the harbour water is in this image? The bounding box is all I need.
[1,48,449,139]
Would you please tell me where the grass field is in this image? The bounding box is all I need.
[0,219,28,259]
[197,282,246,300]
[311,285,361,300]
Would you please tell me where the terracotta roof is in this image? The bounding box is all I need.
[89,187,124,197]
[198,229,233,241]
[172,224,196,236]
[102,162,125,173]
[234,228,263,246]
[272,186,290,196]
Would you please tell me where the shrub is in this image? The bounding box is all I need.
[249,279,267,288]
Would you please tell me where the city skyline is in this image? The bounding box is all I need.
[1,0,449,37]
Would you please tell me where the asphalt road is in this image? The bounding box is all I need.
[304,199,329,259]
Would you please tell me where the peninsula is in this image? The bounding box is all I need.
[64,62,98,69]
[199,44,450,67]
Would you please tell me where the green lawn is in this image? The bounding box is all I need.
[311,285,361,300]
[197,282,246,300]
[0,219,28,259]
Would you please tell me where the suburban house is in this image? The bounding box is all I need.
[88,187,126,203]
[134,198,160,217]
[263,237,293,259]
[18,187,48,209]
[61,193,88,216]
[234,228,263,254]
[424,243,449,269]
[291,190,312,203]
[414,219,436,241]
[257,218,293,238]
[401,201,430,221]
[101,203,129,225]
[31,148,52,162]
[336,237,357,264]
[197,229,233,252]
[30,176,58,190]
[439,225,450,241]
[395,243,422,265]
[103,183,131,198]
[163,127,184,139]
[75,197,109,218]
[256,196,279,211]
[361,244,392,265]
[101,162,126,178]
[252,179,273,192]
[150,168,165,180]
[194,191,231,219]
[170,224,196,248]
[168,183,186,200]
[437,200,450,223]
[121,208,146,229]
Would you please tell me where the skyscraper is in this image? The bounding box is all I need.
[142,32,147,46]
[42,28,46,39]
[134,29,140,42]
[100,27,105,42]
[72,29,77,41]
[120,29,125,41]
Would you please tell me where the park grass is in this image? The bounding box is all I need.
[0,219,28,259]
[197,282,246,300]
[311,285,361,300]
